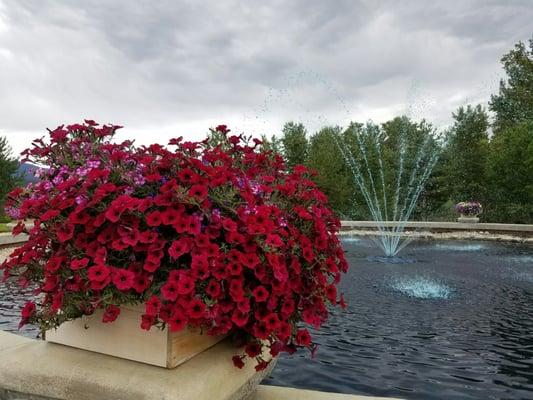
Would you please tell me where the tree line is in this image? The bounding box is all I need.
[263,38,533,224]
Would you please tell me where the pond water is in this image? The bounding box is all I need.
[265,238,533,400]
[1,239,533,399]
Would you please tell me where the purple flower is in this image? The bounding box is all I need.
[5,206,21,219]
[455,201,482,216]
[87,160,100,169]
[75,195,87,205]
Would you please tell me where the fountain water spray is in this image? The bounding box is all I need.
[333,120,443,257]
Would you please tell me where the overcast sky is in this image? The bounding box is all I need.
[0,0,531,156]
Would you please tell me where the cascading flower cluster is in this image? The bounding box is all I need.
[1,121,348,370]
[455,201,483,216]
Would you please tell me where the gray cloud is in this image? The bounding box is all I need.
[0,0,531,155]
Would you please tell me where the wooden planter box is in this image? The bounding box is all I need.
[45,305,225,368]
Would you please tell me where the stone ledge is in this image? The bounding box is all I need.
[340,220,533,234]
[0,331,272,400]
[0,234,28,248]
[250,386,402,400]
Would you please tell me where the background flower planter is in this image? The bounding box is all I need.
[457,215,480,223]
[45,305,225,368]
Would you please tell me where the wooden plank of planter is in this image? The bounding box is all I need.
[45,304,225,368]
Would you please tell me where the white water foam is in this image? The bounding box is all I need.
[390,277,453,299]
[435,243,485,252]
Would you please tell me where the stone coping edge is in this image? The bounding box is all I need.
[0,330,273,400]
[250,385,402,400]
[0,233,28,247]
[341,220,533,234]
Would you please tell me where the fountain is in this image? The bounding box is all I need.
[390,276,453,299]
[333,118,443,258]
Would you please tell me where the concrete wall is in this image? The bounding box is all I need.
[341,220,533,235]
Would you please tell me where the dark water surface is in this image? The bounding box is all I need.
[1,238,533,399]
[265,238,533,400]
[0,280,39,338]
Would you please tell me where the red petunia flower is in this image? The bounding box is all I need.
[51,291,64,312]
[146,211,163,227]
[252,285,269,302]
[141,314,155,330]
[186,216,201,235]
[177,274,196,295]
[102,305,121,323]
[57,223,74,242]
[41,209,60,221]
[188,184,208,200]
[265,234,283,248]
[245,342,262,358]
[70,258,89,270]
[187,298,206,319]
[191,254,209,273]
[264,313,280,330]
[325,284,337,304]
[161,208,181,225]
[161,280,179,301]
[168,308,187,332]
[339,293,347,309]
[45,256,64,273]
[222,218,237,232]
[112,269,135,291]
[276,321,291,341]
[232,355,245,369]
[21,301,36,319]
[104,205,124,223]
[87,264,111,282]
[252,322,270,340]
[231,309,249,327]
[206,280,221,299]
[132,274,151,294]
[239,252,260,269]
[295,328,312,347]
[229,279,245,302]
[177,168,200,184]
[65,274,83,292]
[145,295,161,316]
[228,263,242,276]
[42,275,59,291]
[255,360,270,371]
[216,124,229,134]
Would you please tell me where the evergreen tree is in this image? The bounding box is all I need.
[280,122,309,169]
[486,38,533,223]
[486,121,533,223]
[0,135,21,220]
[306,126,356,218]
[380,117,442,220]
[260,134,282,155]
[444,105,489,204]
[489,38,533,133]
